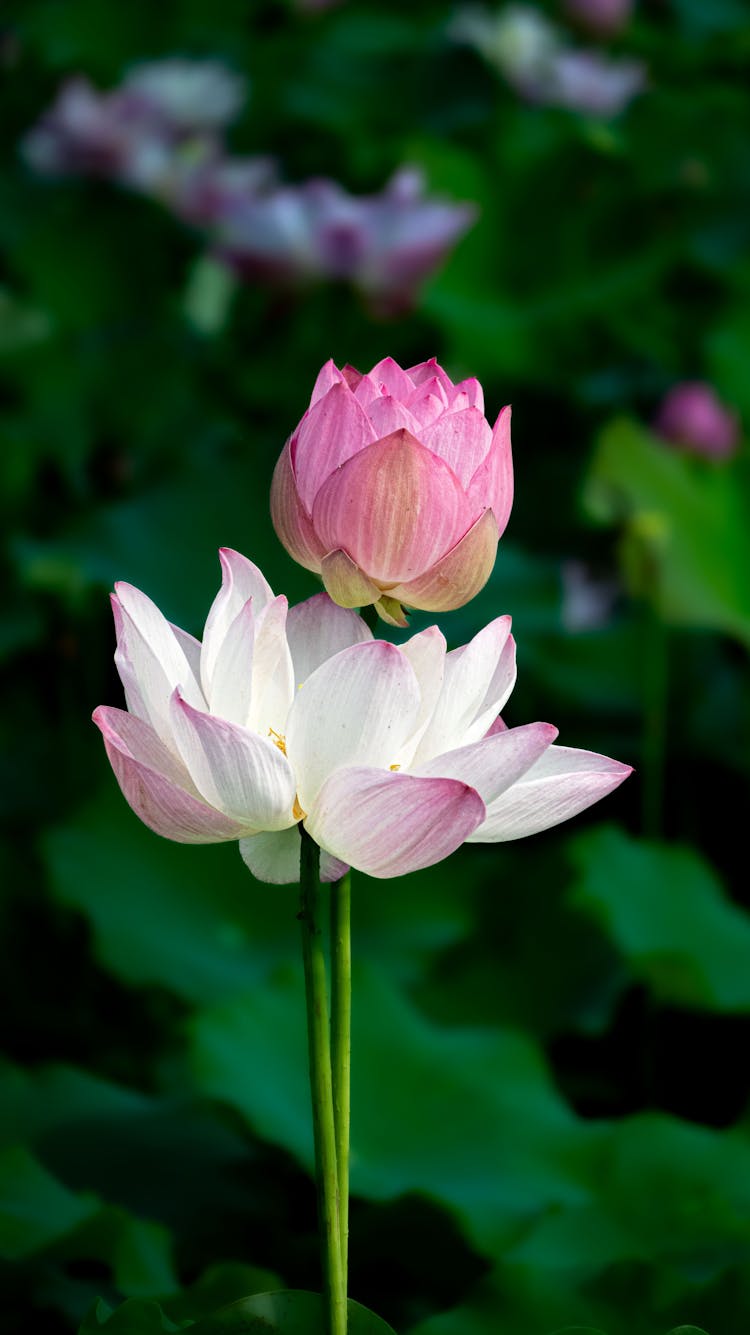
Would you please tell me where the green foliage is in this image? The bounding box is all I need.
[191,1290,396,1333]
[78,1299,182,1333]
[568,826,750,1010]
[191,966,593,1256]
[0,1146,97,1260]
[584,419,750,647]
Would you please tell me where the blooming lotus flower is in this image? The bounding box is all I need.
[271,357,512,625]
[93,550,630,882]
[212,167,476,314]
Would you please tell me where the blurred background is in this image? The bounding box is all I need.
[2,1,750,1332]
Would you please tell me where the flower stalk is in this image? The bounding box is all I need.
[300,826,347,1335]
[330,871,351,1275]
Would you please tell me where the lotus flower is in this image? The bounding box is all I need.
[93,550,630,882]
[212,167,476,313]
[271,357,512,625]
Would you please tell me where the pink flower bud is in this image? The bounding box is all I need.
[654,382,740,460]
[271,357,513,622]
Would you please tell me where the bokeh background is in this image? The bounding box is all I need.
[2,1,750,1332]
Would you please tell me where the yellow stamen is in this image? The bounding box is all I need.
[268,727,287,755]
[293,796,306,821]
[389,763,401,771]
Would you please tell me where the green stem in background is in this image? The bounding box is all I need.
[299,828,347,1335]
[330,872,351,1276]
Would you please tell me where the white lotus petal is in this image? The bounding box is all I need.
[286,640,420,809]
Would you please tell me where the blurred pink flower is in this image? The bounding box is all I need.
[453,4,645,116]
[22,60,246,195]
[94,549,631,881]
[213,167,476,312]
[24,74,474,309]
[655,382,740,460]
[544,48,644,115]
[562,0,634,38]
[271,356,512,623]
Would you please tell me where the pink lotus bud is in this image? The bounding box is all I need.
[654,382,740,460]
[271,357,513,623]
[563,0,634,38]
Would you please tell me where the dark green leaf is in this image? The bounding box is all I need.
[0,1146,98,1260]
[191,966,596,1254]
[191,1290,396,1334]
[568,825,750,1010]
[78,1297,181,1333]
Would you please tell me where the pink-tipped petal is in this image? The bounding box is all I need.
[467,405,513,538]
[452,377,484,412]
[202,549,274,695]
[309,358,345,407]
[312,430,474,584]
[351,371,382,408]
[421,407,493,488]
[240,827,301,884]
[389,508,499,614]
[93,705,246,844]
[169,691,297,831]
[366,394,423,441]
[248,595,295,736]
[286,592,372,688]
[307,765,486,878]
[293,381,377,510]
[415,721,558,806]
[469,745,633,842]
[368,356,416,400]
[412,615,515,764]
[270,439,327,575]
[286,640,421,809]
[320,549,381,609]
[405,376,445,427]
[406,358,454,396]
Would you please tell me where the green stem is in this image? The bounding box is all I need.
[330,872,351,1277]
[299,829,346,1335]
